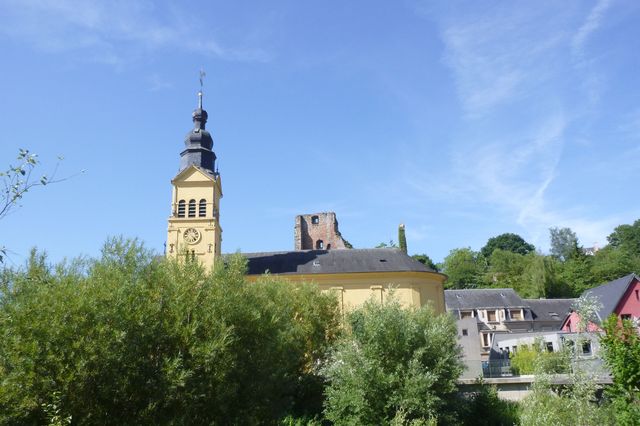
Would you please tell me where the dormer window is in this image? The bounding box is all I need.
[199,199,206,217]
[177,200,186,218]
[311,215,319,225]
[188,199,196,217]
[509,309,523,321]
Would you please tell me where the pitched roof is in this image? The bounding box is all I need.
[444,288,526,310]
[583,273,639,321]
[524,298,575,322]
[240,248,437,275]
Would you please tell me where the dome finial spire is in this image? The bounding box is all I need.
[198,67,206,109]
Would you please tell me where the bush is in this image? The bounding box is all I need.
[0,238,341,424]
[457,382,520,426]
[519,372,614,426]
[321,296,463,425]
[510,342,570,375]
[600,315,640,425]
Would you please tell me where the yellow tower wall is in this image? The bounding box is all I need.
[167,165,222,269]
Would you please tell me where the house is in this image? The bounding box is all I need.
[445,289,574,363]
[562,273,640,332]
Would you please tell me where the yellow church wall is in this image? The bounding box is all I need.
[245,271,446,314]
[167,165,222,269]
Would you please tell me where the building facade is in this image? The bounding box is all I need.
[166,92,222,269]
[244,248,447,313]
[562,273,640,332]
[165,94,446,312]
[445,289,574,362]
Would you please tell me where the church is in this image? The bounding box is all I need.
[166,91,447,313]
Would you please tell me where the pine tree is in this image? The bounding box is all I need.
[398,223,407,254]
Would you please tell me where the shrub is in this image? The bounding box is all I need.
[321,296,463,425]
[510,342,570,375]
[519,372,613,426]
[0,239,341,424]
[457,382,520,426]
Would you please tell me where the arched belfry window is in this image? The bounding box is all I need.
[199,199,207,217]
[177,200,186,218]
[311,215,319,225]
[188,199,196,217]
[316,240,324,249]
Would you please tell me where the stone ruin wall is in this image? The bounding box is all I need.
[294,212,350,250]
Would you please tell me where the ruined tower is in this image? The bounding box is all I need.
[294,212,351,250]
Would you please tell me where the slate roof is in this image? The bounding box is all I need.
[240,248,437,276]
[444,288,526,311]
[583,273,639,322]
[524,298,575,322]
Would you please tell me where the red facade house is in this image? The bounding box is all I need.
[561,273,640,332]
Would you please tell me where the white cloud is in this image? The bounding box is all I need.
[572,0,613,60]
[393,2,632,252]
[148,73,173,92]
[0,0,270,66]
[438,6,565,117]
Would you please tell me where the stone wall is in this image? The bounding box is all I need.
[294,212,350,250]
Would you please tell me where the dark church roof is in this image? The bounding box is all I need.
[583,273,639,322]
[240,248,438,276]
[180,92,217,174]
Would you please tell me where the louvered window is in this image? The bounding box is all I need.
[177,200,186,217]
[188,199,196,217]
[199,199,206,217]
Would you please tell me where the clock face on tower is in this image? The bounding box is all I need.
[183,228,201,244]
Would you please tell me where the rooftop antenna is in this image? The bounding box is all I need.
[198,67,206,109]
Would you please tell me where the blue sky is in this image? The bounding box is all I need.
[1,0,639,266]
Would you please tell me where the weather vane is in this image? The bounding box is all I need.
[198,67,206,109]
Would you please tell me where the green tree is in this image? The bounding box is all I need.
[557,254,596,296]
[523,253,572,298]
[480,232,535,260]
[376,240,398,248]
[442,248,486,289]
[412,254,438,272]
[590,246,640,284]
[607,219,640,255]
[457,382,520,426]
[600,315,640,425]
[398,224,407,254]
[519,371,613,426]
[549,227,581,261]
[321,297,464,425]
[0,239,341,424]
[484,249,528,289]
[509,343,569,375]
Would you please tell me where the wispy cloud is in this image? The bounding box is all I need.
[0,0,270,66]
[399,2,630,252]
[148,73,173,92]
[572,0,613,60]
[438,6,565,117]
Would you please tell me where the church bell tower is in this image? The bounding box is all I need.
[166,89,222,268]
